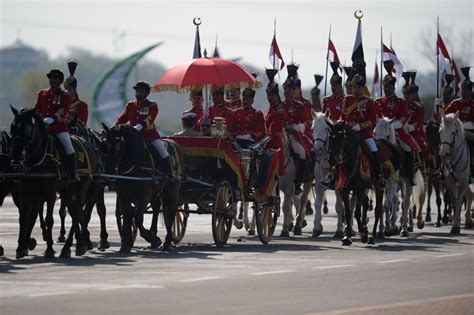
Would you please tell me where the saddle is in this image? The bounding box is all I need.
[52,135,92,174]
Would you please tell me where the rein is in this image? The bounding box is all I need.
[441,128,470,174]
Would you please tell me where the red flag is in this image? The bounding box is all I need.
[269,35,285,70]
[451,58,461,93]
[371,60,380,98]
[327,39,340,63]
[382,43,403,79]
[437,34,451,59]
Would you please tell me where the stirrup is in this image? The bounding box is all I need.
[320,178,335,190]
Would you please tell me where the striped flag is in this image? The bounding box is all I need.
[351,19,365,78]
[269,35,285,70]
[193,26,202,59]
[327,39,340,63]
[382,43,404,81]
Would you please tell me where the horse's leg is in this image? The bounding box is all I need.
[354,192,367,243]
[57,198,67,242]
[294,181,311,235]
[400,181,410,237]
[451,178,469,235]
[25,201,39,252]
[150,194,161,236]
[334,192,344,238]
[434,180,443,227]
[341,191,352,246]
[370,189,384,244]
[119,201,133,253]
[243,202,250,231]
[464,187,472,229]
[312,185,324,237]
[160,178,180,251]
[279,184,293,237]
[82,185,96,251]
[415,172,426,230]
[426,179,433,222]
[16,199,29,258]
[44,196,56,258]
[96,186,110,250]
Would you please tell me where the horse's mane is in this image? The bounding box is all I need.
[16,108,48,136]
[112,125,146,166]
[441,113,465,139]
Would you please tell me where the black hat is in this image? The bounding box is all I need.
[382,60,396,86]
[461,67,472,89]
[402,71,411,95]
[133,81,151,93]
[343,66,354,87]
[284,64,300,89]
[64,60,78,89]
[329,62,342,86]
[182,112,197,121]
[409,71,419,94]
[352,74,366,87]
[265,69,279,95]
[46,69,64,81]
[242,87,256,99]
[442,74,455,96]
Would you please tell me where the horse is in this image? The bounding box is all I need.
[57,117,110,250]
[327,121,384,245]
[438,111,472,234]
[102,124,181,252]
[10,107,98,258]
[311,112,344,237]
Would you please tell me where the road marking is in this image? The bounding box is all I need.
[251,270,295,275]
[375,259,410,264]
[433,253,465,258]
[179,276,221,283]
[313,264,355,270]
[98,284,164,290]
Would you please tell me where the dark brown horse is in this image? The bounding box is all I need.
[10,107,98,258]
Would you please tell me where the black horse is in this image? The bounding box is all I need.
[57,117,110,250]
[102,124,181,253]
[327,121,384,245]
[10,107,98,258]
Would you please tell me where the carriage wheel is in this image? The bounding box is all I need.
[172,204,189,244]
[256,196,280,244]
[212,180,235,247]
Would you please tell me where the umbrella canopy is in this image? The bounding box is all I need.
[153,57,261,92]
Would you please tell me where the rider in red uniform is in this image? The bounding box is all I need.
[35,68,79,182]
[375,61,417,186]
[322,62,344,121]
[233,87,265,148]
[63,61,88,125]
[264,69,286,151]
[431,74,456,124]
[116,81,172,176]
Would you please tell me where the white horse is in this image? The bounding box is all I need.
[439,111,472,234]
[312,112,344,237]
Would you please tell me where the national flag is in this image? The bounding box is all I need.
[269,35,285,70]
[351,19,365,78]
[451,58,461,94]
[193,26,202,59]
[382,43,404,81]
[371,59,380,98]
[437,34,456,92]
[327,39,340,63]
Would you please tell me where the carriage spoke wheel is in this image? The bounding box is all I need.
[212,180,234,247]
[172,204,189,244]
[256,196,280,244]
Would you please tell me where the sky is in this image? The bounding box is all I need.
[1,0,473,89]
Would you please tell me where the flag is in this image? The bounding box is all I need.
[437,34,455,91]
[269,35,285,70]
[382,43,404,83]
[451,58,461,94]
[371,59,380,98]
[193,27,202,59]
[351,19,365,78]
[327,39,340,63]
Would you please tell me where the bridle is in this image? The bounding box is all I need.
[440,126,469,174]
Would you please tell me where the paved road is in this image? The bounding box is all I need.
[0,192,473,315]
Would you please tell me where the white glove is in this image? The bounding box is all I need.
[236,134,253,140]
[405,124,415,132]
[292,123,305,133]
[134,124,144,131]
[392,120,403,129]
[351,123,361,132]
[463,121,474,130]
[43,117,55,125]
[433,98,441,106]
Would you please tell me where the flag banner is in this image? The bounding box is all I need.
[371,61,380,98]
[269,35,285,70]
[351,19,365,78]
[382,43,404,81]
[327,39,340,63]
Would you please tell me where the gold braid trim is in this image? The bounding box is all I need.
[342,99,368,117]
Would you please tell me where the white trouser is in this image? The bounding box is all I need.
[290,137,306,160]
[399,139,412,152]
[150,139,169,159]
[364,138,378,153]
[56,132,75,155]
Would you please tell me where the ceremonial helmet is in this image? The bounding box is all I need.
[382,60,396,87]
[265,69,280,96]
[311,74,324,96]
[64,60,78,89]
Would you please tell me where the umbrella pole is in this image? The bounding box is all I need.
[204,84,209,117]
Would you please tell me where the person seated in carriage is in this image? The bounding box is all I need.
[183,88,204,131]
[226,86,242,110]
[233,86,265,148]
[174,112,202,137]
[63,60,88,125]
[208,85,236,136]
[34,68,80,182]
[264,69,286,151]
[431,74,456,124]
[115,81,173,177]
[322,61,344,121]
[444,67,474,181]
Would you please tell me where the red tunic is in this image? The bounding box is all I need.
[233,107,265,141]
[226,99,241,110]
[183,106,203,131]
[444,98,474,129]
[265,103,286,150]
[297,96,315,142]
[375,95,418,150]
[35,87,72,134]
[116,99,160,141]
[408,101,428,155]
[284,99,312,154]
[322,94,344,121]
[340,95,377,140]
[209,104,235,134]
[69,100,88,125]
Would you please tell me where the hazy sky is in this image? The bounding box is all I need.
[1,0,472,88]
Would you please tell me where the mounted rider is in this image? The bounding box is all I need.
[233,85,265,148]
[264,69,286,151]
[375,60,418,186]
[34,68,80,182]
[322,62,344,121]
[63,60,88,125]
[431,74,456,124]
[115,81,173,177]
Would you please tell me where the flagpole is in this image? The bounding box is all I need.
[324,23,331,97]
[273,19,277,70]
[380,26,383,97]
[436,16,440,98]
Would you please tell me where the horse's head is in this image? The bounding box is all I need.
[328,120,348,156]
[68,115,87,137]
[439,110,464,162]
[102,124,145,168]
[312,111,332,153]
[9,106,47,161]
[374,117,395,143]
[425,120,440,155]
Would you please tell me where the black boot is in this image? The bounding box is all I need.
[66,153,80,183]
[294,158,306,194]
[372,151,386,188]
[405,151,416,186]
[158,156,173,177]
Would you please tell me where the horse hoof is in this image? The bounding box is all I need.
[16,249,28,259]
[119,246,132,253]
[0,245,3,257]
[288,222,294,232]
[302,220,307,228]
[384,229,393,237]
[162,243,174,252]
[376,231,385,239]
[85,241,94,251]
[248,229,255,236]
[306,208,314,216]
[442,216,449,224]
[417,221,425,230]
[59,248,71,258]
[312,229,323,237]
[465,220,473,229]
[44,249,56,259]
[98,240,110,250]
[368,237,375,245]
[333,230,344,239]
[238,212,243,220]
[57,235,66,243]
[28,238,37,251]
[279,231,290,237]
[400,230,409,237]
[450,226,461,235]
[360,233,368,244]
[234,220,243,230]
[435,221,441,227]
[75,246,86,256]
[150,238,162,249]
[342,237,352,246]
[351,229,356,237]
[425,214,432,222]
[407,227,414,233]
[293,226,302,236]
[323,206,328,215]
